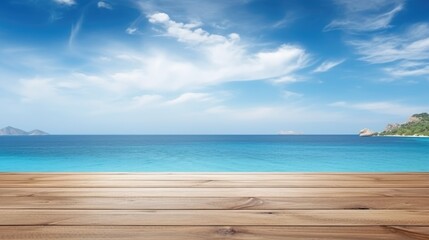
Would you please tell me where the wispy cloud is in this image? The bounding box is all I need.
[125,14,145,35]
[326,0,429,80]
[135,0,250,24]
[348,23,429,78]
[125,27,137,35]
[16,77,80,103]
[68,14,84,49]
[313,59,345,73]
[282,90,303,98]
[53,0,76,6]
[350,24,429,64]
[97,1,112,10]
[49,11,63,22]
[165,92,215,105]
[325,0,403,32]
[384,61,429,78]
[272,12,298,29]
[131,94,163,107]
[205,104,344,126]
[330,101,429,116]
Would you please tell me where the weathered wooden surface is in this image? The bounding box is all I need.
[0,173,428,239]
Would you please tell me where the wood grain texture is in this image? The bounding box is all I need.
[1,226,429,240]
[2,187,429,197]
[1,180,429,188]
[1,209,429,226]
[1,173,428,181]
[0,173,428,239]
[1,196,427,210]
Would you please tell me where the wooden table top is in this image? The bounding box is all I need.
[0,172,428,239]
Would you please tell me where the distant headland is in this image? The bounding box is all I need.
[360,113,429,137]
[0,126,49,136]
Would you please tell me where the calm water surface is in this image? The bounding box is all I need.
[0,135,428,172]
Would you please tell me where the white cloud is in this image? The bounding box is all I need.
[283,90,303,98]
[18,78,58,102]
[166,92,214,105]
[148,12,170,23]
[97,1,112,10]
[330,101,429,116]
[271,75,301,84]
[53,0,76,6]
[313,59,345,73]
[17,78,80,103]
[106,43,308,92]
[126,27,137,35]
[148,12,232,45]
[132,94,163,106]
[325,0,403,32]
[104,12,310,92]
[68,15,84,49]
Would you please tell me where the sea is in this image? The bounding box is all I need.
[0,135,428,172]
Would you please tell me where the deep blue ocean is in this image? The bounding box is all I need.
[0,135,428,172]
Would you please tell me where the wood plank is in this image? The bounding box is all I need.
[0,196,427,210]
[1,226,429,240]
[1,180,429,188]
[1,173,428,181]
[2,187,429,197]
[1,209,429,226]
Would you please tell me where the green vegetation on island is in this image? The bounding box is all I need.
[379,113,429,137]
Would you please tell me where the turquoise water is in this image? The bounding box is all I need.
[0,135,428,172]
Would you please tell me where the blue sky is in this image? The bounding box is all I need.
[0,0,428,134]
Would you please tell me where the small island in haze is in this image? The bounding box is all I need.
[0,126,49,136]
[360,113,429,137]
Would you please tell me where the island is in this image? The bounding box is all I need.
[360,113,429,137]
[0,126,49,136]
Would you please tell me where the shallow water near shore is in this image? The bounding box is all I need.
[0,135,428,172]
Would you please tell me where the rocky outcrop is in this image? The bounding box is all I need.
[384,123,400,132]
[407,115,422,124]
[0,126,49,136]
[359,128,377,137]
